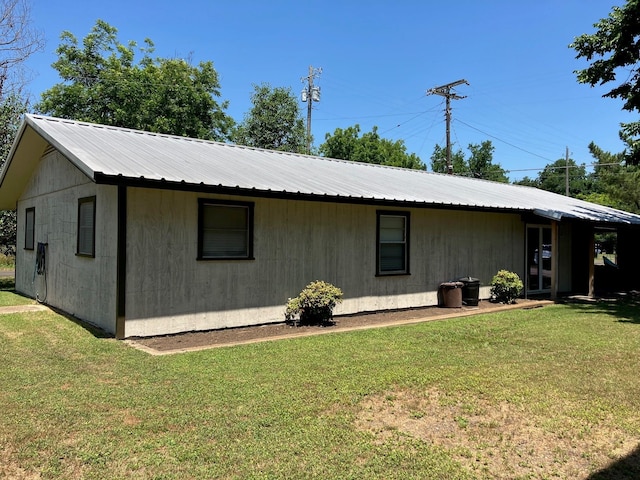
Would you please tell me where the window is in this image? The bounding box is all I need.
[25,207,35,250]
[77,196,96,257]
[377,211,410,275]
[198,199,254,260]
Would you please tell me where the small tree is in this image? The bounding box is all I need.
[490,270,523,304]
[285,281,343,326]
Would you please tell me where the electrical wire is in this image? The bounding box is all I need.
[33,242,47,303]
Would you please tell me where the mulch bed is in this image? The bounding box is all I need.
[129,299,550,355]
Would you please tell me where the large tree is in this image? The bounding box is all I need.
[571,0,640,164]
[430,140,508,182]
[0,0,44,96]
[515,158,593,197]
[233,83,306,153]
[585,141,640,213]
[36,20,234,140]
[319,124,425,170]
[0,0,43,257]
[0,93,25,255]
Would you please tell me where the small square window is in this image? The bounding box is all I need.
[77,196,96,257]
[25,207,35,250]
[376,211,410,275]
[198,199,254,260]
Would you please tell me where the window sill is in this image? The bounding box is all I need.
[376,272,411,277]
[197,256,255,261]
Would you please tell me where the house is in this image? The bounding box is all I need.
[1,114,639,338]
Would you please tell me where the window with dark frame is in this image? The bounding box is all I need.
[376,211,410,275]
[77,196,96,257]
[198,199,254,260]
[25,207,35,250]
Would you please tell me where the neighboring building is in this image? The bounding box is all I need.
[1,115,639,338]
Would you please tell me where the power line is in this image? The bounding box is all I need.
[455,118,555,163]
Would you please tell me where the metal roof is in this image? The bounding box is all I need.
[2,114,640,225]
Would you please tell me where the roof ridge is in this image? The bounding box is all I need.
[26,114,444,175]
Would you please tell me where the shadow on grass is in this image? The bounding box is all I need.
[586,444,640,479]
[1,276,112,339]
[46,305,113,339]
[0,276,15,291]
[558,293,640,324]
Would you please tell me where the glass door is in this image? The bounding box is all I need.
[527,226,552,293]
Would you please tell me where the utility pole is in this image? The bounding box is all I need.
[301,65,322,154]
[427,79,469,174]
[565,146,570,196]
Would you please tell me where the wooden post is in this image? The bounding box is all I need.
[588,233,595,297]
[551,221,559,300]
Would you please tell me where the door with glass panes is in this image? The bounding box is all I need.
[526,226,552,293]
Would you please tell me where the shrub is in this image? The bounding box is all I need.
[285,281,344,326]
[490,270,523,304]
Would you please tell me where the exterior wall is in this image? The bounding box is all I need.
[125,188,525,337]
[558,222,573,293]
[15,150,118,334]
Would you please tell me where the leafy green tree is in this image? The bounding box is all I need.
[0,94,28,255]
[430,140,508,182]
[36,20,234,140]
[571,0,640,164]
[585,141,640,213]
[319,124,425,170]
[429,144,466,175]
[233,84,306,153]
[516,158,593,197]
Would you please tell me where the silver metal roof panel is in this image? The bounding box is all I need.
[3,114,640,225]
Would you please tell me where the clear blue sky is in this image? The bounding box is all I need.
[24,0,631,180]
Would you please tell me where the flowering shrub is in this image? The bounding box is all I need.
[490,270,523,304]
[285,281,343,326]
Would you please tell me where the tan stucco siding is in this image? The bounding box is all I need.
[124,189,525,337]
[15,150,118,334]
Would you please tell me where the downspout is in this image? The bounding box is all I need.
[115,185,127,339]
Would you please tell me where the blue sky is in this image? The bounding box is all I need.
[24,0,631,180]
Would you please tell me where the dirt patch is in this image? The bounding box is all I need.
[128,300,550,354]
[355,387,639,479]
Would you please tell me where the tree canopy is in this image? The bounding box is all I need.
[571,0,640,164]
[430,140,509,182]
[319,124,425,170]
[233,83,306,153]
[35,20,234,141]
[515,158,593,197]
[585,141,640,213]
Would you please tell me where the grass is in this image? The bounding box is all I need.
[0,277,34,306]
[1,298,640,478]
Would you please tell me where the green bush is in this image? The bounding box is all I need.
[490,270,523,304]
[285,281,344,326]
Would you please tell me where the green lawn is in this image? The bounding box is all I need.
[1,296,640,479]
